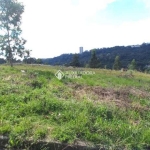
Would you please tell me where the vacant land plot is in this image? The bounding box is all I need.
[0,65,150,150]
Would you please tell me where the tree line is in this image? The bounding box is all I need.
[43,43,150,72]
[69,50,137,71]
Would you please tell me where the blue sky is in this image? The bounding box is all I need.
[102,0,150,23]
[18,0,150,58]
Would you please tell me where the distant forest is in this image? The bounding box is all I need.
[0,43,150,71]
[42,43,150,71]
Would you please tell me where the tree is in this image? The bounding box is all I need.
[128,59,136,70]
[70,54,80,67]
[23,57,36,64]
[0,0,30,67]
[0,58,6,64]
[36,58,42,64]
[89,50,100,68]
[113,55,121,70]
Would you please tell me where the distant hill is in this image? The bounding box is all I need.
[43,43,150,70]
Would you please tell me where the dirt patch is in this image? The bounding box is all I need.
[0,135,99,150]
[69,84,150,109]
[130,88,150,99]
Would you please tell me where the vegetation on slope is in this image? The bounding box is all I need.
[43,43,150,71]
[0,64,150,149]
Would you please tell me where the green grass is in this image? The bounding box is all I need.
[0,64,150,149]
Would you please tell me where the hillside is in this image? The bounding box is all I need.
[0,64,150,149]
[43,43,150,70]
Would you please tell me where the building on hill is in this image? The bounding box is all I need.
[79,47,83,54]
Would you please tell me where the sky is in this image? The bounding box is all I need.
[18,0,150,58]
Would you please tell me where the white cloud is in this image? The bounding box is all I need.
[141,0,150,8]
[17,0,150,58]
[75,0,116,18]
[84,18,150,48]
[18,0,117,58]
[118,18,150,44]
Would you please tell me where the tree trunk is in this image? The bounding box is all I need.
[10,58,13,67]
[7,23,13,67]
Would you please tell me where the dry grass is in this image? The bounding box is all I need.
[69,83,150,110]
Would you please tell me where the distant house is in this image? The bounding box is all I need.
[131,45,140,48]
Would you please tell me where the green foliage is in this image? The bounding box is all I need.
[70,54,80,67]
[0,123,11,134]
[34,128,47,140]
[23,57,36,64]
[128,59,136,70]
[0,0,30,67]
[9,118,33,147]
[0,58,6,64]
[36,58,42,64]
[113,55,121,70]
[31,80,43,89]
[89,50,100,68]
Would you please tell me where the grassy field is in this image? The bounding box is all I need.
[0,64,150,149]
